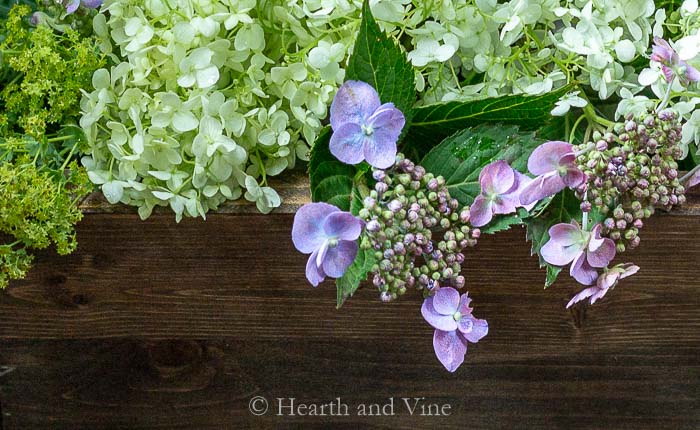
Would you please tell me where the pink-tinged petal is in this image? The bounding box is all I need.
[292,202,339,253]
[305,251,326,287]
[519,173,566,205]
[329,122,368,165]
[587,238,615,268]
[330,80,381,130]
[687,169,700,189]
[562,168,585,188]
[661,65,675,83]
[433,329,467,373]
[323,212,362,241]
[619,264,640,279]
[321,240,358,278]
[527,141,574,175]
[570,252,599,285]
[541,240,582,267]
[596,271,619,290]
[468,195,493,227]
[433,287,461,314]
[459,316,488,343]
[363,128,398,169]
[549,222,585,247]
[589,288,610,305]
[588,223,605,251]
[457,294,473,315]
[566,287,597,308]
[491,194,520,215]
[651,37,674,64]
[684,62,700,83]
[422,298,459,331]
[511,172,536,211]
[480,160,516,195]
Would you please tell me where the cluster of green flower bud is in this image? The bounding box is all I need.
[575,109,686,252]
[358,154,479,303]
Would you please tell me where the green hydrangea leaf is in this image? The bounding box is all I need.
[405,86,570,158]
[308,126,356,211]
[336,247,376,309]
[420,124,543,206]
[345,0,415,124]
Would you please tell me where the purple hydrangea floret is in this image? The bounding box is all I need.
[566,263,639,308]
[541,221,616,285]
[421,287,488,372]
[651,37,700,86]
[519,141,585,206]
[64,0,103,14]
[292,202,363,287]
[470,160,535,227]
[329,80,405,169]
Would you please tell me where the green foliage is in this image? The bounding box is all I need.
[336,246,376,309]
[420,124,543,206]
[308,0,413,214]
[345,0,416,123]
[404,86,570,158]
[0,5,102,287]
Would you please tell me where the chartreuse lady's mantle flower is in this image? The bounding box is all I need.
[422,287,488,372]
[567,263,640,308]
[470,160,534,227]
[541,221,616,286]
[292,203,363,287]
[519,141,586,206]
[329,80,405,169]
[650,37,700,86]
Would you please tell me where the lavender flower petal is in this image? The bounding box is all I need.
[363,127,398,169]
[433,329,467,373]
[305,250,327,287]
[323,212,363,241]
[422,298,459,331]
[491,194,520,215]
[329,122,368,165]
[330,80,381,131]
[468,195,494,227]
[292,202,339,253]
[81,0,103,8]
[432,286,460,314]
[480,160,516,195]
[518,173,566,205]
[566,287,596,308]
[570,252,599,285]
[321,240,358,278]
[459,316,488,343]
[65,0,81,14]
[527,141,574,175]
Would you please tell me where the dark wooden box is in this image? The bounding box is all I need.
[0,174,698,429]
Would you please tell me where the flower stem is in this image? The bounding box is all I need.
[656,78,675,112]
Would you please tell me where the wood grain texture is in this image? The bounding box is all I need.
[0,184,698,429]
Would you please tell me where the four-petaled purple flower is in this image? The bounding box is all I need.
[292,202,363,287]
[421,287,488,372]
[519,141,585,206]
[651,37,700,86]
[329,80,405,169]
[566,263,639,308]
[541,221,616,285]
[64,0,103,14]
[470,160,535,227]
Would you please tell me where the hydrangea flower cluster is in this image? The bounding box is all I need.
[359,154,479,302]
[81,0,347,220]
[574,109,686,252]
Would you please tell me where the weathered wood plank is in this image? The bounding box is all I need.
[0,181,697,429]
